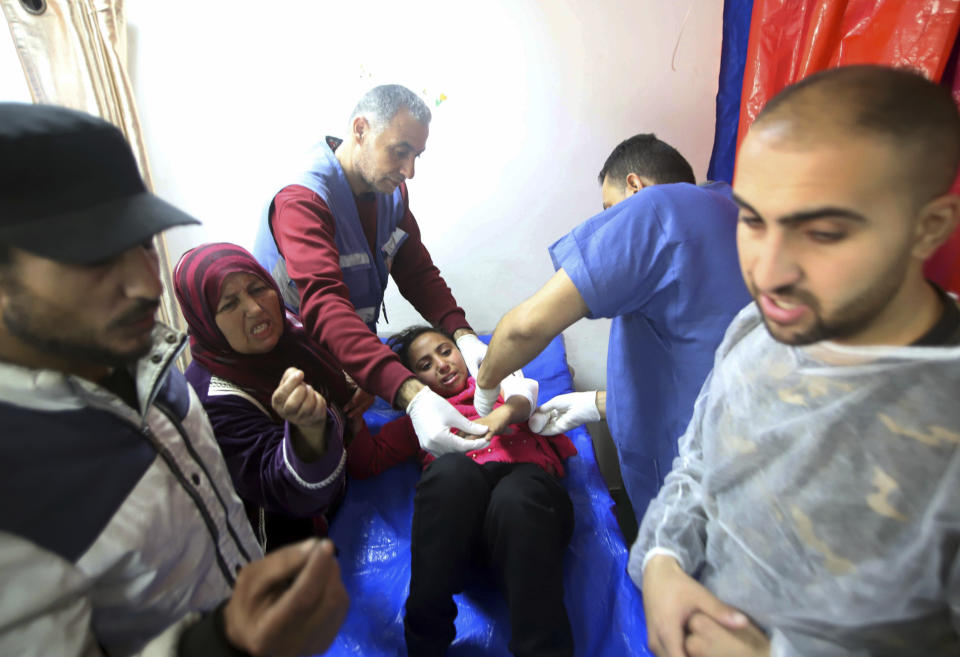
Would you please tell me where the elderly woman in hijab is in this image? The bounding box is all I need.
[174,242,360,550]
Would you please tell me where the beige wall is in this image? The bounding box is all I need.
[3,0,725,395]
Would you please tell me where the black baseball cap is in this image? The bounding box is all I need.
[0,103,200,264]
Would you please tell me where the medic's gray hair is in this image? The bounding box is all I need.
[350,84,432,134]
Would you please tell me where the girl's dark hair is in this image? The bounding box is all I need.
[386,325,454,369]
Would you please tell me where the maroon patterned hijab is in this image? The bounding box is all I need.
[173,242,351,410]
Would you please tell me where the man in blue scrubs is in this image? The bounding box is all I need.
[476,134,750,525]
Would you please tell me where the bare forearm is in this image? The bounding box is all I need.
[477,306,554,389]
[394,377,425,409]
[473,396,530,438]
[497,395,531,425]
[596,390,607,418]
[290,421,328,462]
[477,269,589,389]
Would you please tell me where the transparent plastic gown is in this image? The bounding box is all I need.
[631,303,960,657]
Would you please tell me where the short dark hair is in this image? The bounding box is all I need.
[598,133,696,187]
[386,325,453,369]
[755,65,960,203]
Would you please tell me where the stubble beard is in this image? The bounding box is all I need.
[354,147,379,194]
[1,277,155,369]
[754,254,911,346]
[355,145,398,194]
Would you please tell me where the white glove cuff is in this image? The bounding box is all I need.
[586,393,602,423]
[455,333,483,350]
[500,376,538,420]
[405,385,430,414]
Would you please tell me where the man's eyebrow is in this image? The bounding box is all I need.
[731,193,759,215]
[731,193,867,225]
[392,141,425,155]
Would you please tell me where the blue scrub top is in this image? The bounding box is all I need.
[549,182,750,522]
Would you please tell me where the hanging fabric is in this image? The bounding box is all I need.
[707,0,754,185]
[737,0,960,152]
[1,0,190,366]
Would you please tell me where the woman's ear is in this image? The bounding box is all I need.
[913,193,960,260]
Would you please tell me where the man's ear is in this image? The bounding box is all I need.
[352,116,369,144]
[913,193,960,260]
[625,173,651,195]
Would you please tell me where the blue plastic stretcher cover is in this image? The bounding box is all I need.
[323,334,651,656]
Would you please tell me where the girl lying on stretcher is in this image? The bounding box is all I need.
[347,325,578,657]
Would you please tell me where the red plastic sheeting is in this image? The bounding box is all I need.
[926,54,960,293]
[738,0,960,294]
[738,0,960,147]
[926,225,960,293]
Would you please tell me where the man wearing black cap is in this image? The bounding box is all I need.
[0,103,347,656]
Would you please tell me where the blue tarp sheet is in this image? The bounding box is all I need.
[325,334,651,656]
[706,0,754,184]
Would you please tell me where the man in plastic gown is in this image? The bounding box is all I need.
[635,66,960,657]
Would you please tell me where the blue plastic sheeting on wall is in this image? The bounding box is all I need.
[707,0,754,184]
[324,334,651,656]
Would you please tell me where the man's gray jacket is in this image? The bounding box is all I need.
[0,325,262,656]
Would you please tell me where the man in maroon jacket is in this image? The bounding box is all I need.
[255,84,536,456]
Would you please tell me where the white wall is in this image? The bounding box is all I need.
[5,0,724,393]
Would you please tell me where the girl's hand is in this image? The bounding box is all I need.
[472,406,516,441]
